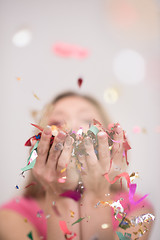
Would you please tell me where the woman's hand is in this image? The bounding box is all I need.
[79,124,124,199]
[32,126,80,197]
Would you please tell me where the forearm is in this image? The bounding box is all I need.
[80,192,114,240]
[44,192,80,240]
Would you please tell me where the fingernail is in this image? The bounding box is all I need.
[57,131,66,140]
[44,126,51,135]
[84,137,92,146]
[98,131,107,137]
[65,135,72,146]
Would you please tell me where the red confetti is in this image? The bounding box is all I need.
[24,182,37,188]
[78,78,83,88]
[104,172,131,188]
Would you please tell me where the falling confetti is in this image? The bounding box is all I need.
[78,78,83,88]
[33,92,40,100]
[27,231,33,240]
[24,181,37,188]
[72,217,85,225]
[70,210,75,218]
[53,42,89,59]
[15,185,19,189]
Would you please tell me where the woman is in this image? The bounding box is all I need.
[0,91,154,240]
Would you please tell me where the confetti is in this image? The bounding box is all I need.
[130,172,139,182]
[78,78,83,88]
[24,181,37,188]
[60,190,81,201]
[116,231,132,240]
[27,231,33,240]
[58,176,66,183]
[33,92,40,100]
[53,42,89,59]
[72,217,85,225]
[15,185,19,189]
[70,210,75,218]
[104,172,131,188]
[59,221,77,240]
[61,167,66,173]
[129,183,148,205]
[17,77,21,81]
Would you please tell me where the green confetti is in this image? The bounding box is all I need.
[72,217,85,225]
[87,125,99,136]
[27,231,33,240]
[21,141,39,172]
[116,231,131,240]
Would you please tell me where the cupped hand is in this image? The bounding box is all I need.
[79,124,124,198]
[32,126,80,197]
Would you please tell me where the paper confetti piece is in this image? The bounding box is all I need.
[17,77,21,81]
[60,190,81,201]
[15,185,19,189]
[116,231,132,240]
[27,231,33,240]
[104,172,131,188]
[72,217,85,225]
[61,167,66,173]
[129,183,148,205]
[59,221,77,240]
[70,210,75,218]
[53,42,89,59]
[78,78,83,87]
[33,92,40,100]
[24,181,37,188]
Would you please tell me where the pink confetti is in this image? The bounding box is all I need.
[60,190,81,201]
[59,221,77,240]
[133,126,141,133]
[52,42,89,59]
[129,183,148,205]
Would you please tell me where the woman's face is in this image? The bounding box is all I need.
[47,96,104,132]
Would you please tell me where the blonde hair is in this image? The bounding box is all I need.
[23,91,113,198]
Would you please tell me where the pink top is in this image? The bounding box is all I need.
[0,192,152,239]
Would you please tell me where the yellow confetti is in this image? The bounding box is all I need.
[70,210,75,218]
[61,168,66,173]
[24,218,28,222]
[33,92,40,100]
[109,145,113,151]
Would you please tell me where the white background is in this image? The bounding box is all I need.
[0,0,160,239]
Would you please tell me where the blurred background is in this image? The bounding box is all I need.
[0,0,160,239]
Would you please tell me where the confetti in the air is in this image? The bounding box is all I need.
[27,231,33,240]
[72,217,85,225]
[78,78,83,88]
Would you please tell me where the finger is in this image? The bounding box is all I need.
[57,135,74,172]
[112,124,124,165]
[35,126,52,168]
[78,154,88,174]
[46,131,66,170]
[97,131,110,171]
[84,137,98,170]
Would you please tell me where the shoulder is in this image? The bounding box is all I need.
[0,208,40,240]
